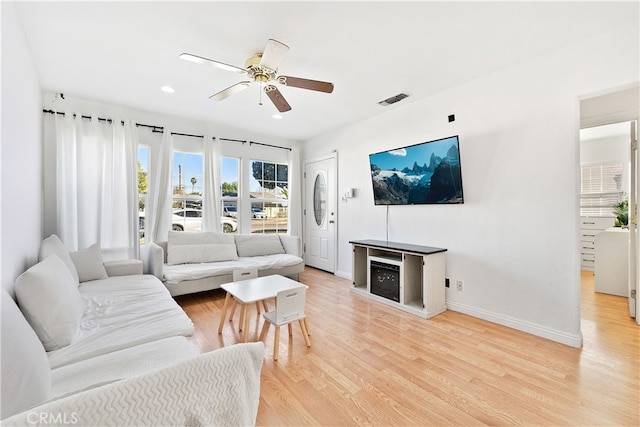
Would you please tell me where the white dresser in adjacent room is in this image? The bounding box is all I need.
[594,228,629,297]
[580,217,615,271]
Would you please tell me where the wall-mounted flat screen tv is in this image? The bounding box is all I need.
[369,135,464,205]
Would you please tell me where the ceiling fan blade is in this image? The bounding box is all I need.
[264,85,292,112]
[179,53,246,74]
[278,76,334,93]
[259,39,289,71]
[210,81,252,101]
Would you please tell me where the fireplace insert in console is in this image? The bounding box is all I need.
[370,260,400,302]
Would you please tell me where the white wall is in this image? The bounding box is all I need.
[581,127,631,168]
[580,122,630,170]
[302,22,639,347]
[580,122,632,202]
[1,2,43,294]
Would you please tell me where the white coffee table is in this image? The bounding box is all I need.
[218,274,308,343]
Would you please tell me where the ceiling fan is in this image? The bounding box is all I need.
[179,39,334,113]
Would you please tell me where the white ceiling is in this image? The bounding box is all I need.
[14,1,639,141]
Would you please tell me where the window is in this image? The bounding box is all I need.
[172,151,203,231]
[218,152,290,234]
[580,162,624,217]
[249,160,289,234]
[138,146,149,243]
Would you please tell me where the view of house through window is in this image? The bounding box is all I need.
[220,157,289,234]
[249,160,288,234]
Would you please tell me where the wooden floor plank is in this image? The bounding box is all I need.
[176,267,639,426]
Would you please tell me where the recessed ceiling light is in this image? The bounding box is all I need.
[160,86,175,93]
[272,114,282,119]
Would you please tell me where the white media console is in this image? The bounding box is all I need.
[350,239,447,319]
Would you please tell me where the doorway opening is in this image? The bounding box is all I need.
[579,85,639,326]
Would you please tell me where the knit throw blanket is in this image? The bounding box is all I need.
[3,342,264,426]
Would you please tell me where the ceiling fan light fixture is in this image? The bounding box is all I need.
[245,53,263,69]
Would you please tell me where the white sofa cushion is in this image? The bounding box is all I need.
[103,259,143,277]
[167,231,238,265]
[14,254,84,351]
[70,243,108,282]
[38,234,79,284]
[279,235,302,257]
[1,291,51,419]
[163,254,303,285]
[235,234,285,257]
[48,274,194,369]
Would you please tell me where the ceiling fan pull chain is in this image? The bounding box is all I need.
[259,86,263,106]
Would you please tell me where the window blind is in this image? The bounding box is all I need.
[580,162,624,217]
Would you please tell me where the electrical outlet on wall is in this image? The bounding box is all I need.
[456,280,464,291]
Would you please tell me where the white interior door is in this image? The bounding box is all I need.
[304,154,337,273]
[629,120,638,319]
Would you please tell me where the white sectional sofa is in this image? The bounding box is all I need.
[143,231,305,296]
[1,235,264,425]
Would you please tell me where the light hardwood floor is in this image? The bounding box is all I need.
[176,268,639,426]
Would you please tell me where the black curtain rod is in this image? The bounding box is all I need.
[219,137,246,144]
[250,140,292,152]
[219,137,291,152]
[43,110,289,148]
[42,109,209,140]
[43,109,148,128]
[170,131,206,139]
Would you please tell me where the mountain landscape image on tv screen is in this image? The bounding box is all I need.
[369,135,464,205]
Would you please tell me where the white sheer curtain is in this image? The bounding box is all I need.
[146,130,173,243]
[100,116,139,258]
[202,135,221,232]
[44,112,139,259]
[287,146,302,237]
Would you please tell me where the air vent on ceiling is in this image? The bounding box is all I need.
[378,93,409,106]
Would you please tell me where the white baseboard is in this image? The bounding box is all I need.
[328,270,583,348]
[335,270,351,281]
[446,301,584,348]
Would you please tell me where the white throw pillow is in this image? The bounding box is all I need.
[167,231,239,265]
[39,234,80,284]
[69,243,108,282]
[1,291,51,419]
[234,234,285,257]
[14,254,84,351]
